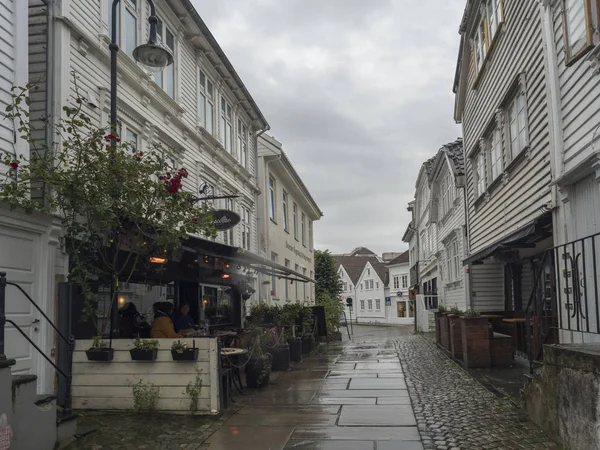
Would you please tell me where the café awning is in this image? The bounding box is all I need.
[184,236,315,283]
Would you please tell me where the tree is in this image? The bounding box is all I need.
[315,250,342,300]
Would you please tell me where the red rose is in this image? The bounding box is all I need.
[192,217,198,223]
[139,151,144,156]
[159,175,165,180]
[9,161,19,170]
[115,137,121,143]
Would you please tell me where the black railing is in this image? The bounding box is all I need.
[0,272,74,414]
[525,231,600,373]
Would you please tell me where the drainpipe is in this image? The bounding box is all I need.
[461,172,473,310]
[44,0,55,206]
[254,126,272,305]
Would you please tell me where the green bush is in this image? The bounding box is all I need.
[316,293,344,340]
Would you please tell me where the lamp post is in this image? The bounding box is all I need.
[108,0,173,342]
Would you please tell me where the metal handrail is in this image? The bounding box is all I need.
[6,281,70,345]
[5,318,68,380]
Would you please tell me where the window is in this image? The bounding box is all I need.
[241,206,251,250]
[375,299,381,311]
[110,1,141,59]
[475,151,487,197]
[360,300,365,311]
[269,177,276,221]
[402,275,408,289]
[237,119,248,168]
[368,299,373,311]
[285,260,290,299]
[343,282,348,291]
[222,198,234,246]
[397,302,407,318]
[375,281,379,289]
[360,283,363,291]
[301,213,306,246]
[303,268,307,300]
[308,221,313,250]
[293,203,298,240]
[472,0,504,76]
[393,275,400,290]
[271,253,278,297]
[446,240,460,282]
[198,71,215,134]
[282,191,289,232]
[119,126,138,154]
[295,264,299,299]
[155,18,175,98]
[367,269,371,276]
[220,97,233,153]
[562,0,596,64]
[506,90,529,160]
[488,126,503,181]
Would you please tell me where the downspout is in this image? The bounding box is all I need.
[44,0,55,206]
[254,125,270,305]
[462,183,473,310]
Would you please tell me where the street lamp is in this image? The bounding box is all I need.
[108,0,173,341]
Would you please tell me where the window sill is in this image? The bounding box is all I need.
[284,228,289,234]
[487,173,504,194]
[445,280,462,288]
[270,218,277,225]
[505,146,529,173]
[474,192,487,208]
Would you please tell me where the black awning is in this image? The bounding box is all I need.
[184,236,315,283]
[463,213,552,265]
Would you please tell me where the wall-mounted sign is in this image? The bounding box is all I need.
[385,297,391,305]
[285,241,312,263]
[396,291,403,297]
[210,210,241,231]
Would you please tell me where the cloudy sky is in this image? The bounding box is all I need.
[193,0,464,255]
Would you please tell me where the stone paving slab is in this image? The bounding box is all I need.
[291,426,421,441]
[283,440,374,449]
[338,405,417,426]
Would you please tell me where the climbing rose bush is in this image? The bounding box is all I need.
[0,85,216,307]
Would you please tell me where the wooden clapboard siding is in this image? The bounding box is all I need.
[460,0,552,256]
[551,2,600,175]
[71,338,220,414]
[470,261,505,311]
[28,0,47,151]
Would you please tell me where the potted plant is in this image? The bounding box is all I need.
[245,328,272,388]
[130,339,159,361]
[461,309,491,368]
[280,303,302,362]
[267,329,291,371]
[448,307,464,360]
[171,340,199,361]
[288,334,302,362]
[85,335,114,361]
[300,306,315,355]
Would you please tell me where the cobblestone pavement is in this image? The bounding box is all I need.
[395,331,559,450]
[66,326,559,450]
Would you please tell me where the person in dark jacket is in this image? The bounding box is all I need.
[174,303,197,334]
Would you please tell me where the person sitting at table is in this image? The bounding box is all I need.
[151,302,182,338]
[174,303,197,335]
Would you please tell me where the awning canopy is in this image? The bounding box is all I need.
[463,213,552,265]
[184,236,315,283]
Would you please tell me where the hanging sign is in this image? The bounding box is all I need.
[210,210,241,231]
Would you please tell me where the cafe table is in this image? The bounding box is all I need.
[221,347,248,395]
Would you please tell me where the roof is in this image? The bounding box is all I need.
[335,255,383,285]
[349,247,379,257]
[386,250,410,266]
[443,138,464,176]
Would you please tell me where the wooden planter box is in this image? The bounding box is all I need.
[171,348,199,361]
[434,311,445,345]
[85,348,114,361]
[449,315,463,360]
[439,315,451,351]
[130,348,158,361]
[461,317,491,368]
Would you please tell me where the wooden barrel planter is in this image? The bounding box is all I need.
[461,317,492,368]
[449,315,463,360]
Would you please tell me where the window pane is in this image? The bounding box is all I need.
[220,117,226,143]
[155,70,163,88]
[126,0,136,9]
[126,129,137,153]
[563,0,588,58]
[125,10,137,58]
[156,17,163,39]
[207,102,214,133]
[200,71,206,90]
[199,93,206,125]
[166,28,174,50]
[166,64,175,97]
[226,123,232,152]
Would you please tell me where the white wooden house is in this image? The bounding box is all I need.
[537,0,600,344]
[453,0,554,314]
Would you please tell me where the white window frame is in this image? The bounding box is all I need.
[375,299,381,311]
[393,275,400,290]
[301,212,306,247]
[368,299,373,311]
[308,221,313,250]
[360,300,365,311]
[505,89,529,161]
[293,203,298,240]
[269,176,276,221]
[472,0,504,78]
[282,191,289,232]
[154,17,175,98]
[220,97,234,153]
[271,253,278,298]
[222,198,235,246]
[237,119,248,168]
[198,70,215,134]
[295,264,299,299]
[111,0,140,60]
[402,275,408,289]
[284,259,290,299]
[241,206,251,250]
[488,125,503,181]
[475,150,487,198]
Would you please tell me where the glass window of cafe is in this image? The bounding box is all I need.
[200,284,235,327]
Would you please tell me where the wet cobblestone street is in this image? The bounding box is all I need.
[67,325,559,450]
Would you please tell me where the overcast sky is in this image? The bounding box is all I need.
[193,1,464,256]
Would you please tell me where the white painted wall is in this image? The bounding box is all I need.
[385,262,412,324]
[354,262,386,323]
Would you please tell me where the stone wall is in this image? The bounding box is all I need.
[523,344,600,449]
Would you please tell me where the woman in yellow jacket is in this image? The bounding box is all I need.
[151,302,183,339]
